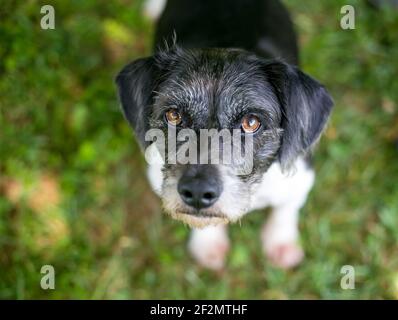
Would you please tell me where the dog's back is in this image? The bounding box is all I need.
[154,0,299,64]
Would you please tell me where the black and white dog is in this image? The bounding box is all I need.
[116,0,333,270]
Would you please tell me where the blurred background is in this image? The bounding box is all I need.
[1,0,398,299]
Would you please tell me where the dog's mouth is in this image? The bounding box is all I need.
[166,210,229,228]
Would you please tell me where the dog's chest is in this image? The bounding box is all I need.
[249,158,315,211]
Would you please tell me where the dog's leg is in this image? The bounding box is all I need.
[260,160,315,269]
[261,204,304,269]
[261,159,315,269]
[188,225,229,271]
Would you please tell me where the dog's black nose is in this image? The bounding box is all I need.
[178,181,220,209]
[177,165,221,210]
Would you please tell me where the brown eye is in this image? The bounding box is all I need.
[165,109,182,126]
[241,115,261,133]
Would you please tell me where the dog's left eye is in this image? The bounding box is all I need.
[165,109,182,126]
[241,115,261,133]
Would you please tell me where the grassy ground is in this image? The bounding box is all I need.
[1,0,398,299]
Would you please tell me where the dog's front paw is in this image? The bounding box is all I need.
[264,242,304,269]
[261,223,304,269]
[188,225,229,271]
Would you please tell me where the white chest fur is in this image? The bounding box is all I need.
[249,157,315,211]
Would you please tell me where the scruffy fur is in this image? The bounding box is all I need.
[116,0,333,269]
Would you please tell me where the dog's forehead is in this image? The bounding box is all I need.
[156,50,276,128]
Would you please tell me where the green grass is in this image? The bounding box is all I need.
[1,0,398,299]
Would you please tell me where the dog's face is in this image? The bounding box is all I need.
[116,47,333,227]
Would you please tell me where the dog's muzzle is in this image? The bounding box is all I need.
[174,165,226,228]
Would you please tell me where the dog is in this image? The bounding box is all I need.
[116,0,333,270]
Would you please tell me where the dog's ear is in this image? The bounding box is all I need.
[263,61,334,169]
[115,56,159,147]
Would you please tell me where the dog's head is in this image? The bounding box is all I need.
[116,47,333,227]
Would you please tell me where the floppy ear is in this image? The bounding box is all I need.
[115,57,158,147]
[264,61,334,169]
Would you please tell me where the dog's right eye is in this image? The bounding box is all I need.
[165,109,182,126]
[241,114,261,133]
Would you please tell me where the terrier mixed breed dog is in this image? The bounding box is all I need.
[116,0,333,270]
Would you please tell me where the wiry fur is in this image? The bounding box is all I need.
[116,0,334,269]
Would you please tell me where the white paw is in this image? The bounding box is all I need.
[261,223,304,269]
[264,242,304,269]
[188,225,230,271]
